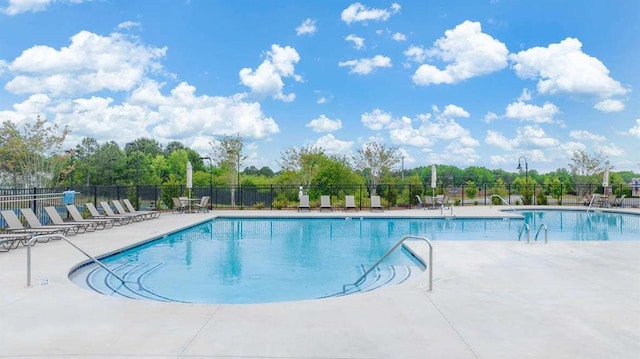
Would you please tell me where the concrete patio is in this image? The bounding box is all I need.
[1,206,639,358]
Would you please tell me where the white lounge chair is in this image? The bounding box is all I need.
[123,198,161,218]
[44,206,98,232]
[66,204,114,229]
[345,195,358,211]
[0,210,66,237]
[112,200,150,221]
[20,208,82,235]
[298,195,310,212]
[86,202,131,225]
[320,195,332,212]
[370,195,383,212]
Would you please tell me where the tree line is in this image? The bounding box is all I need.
[0,117,637,193]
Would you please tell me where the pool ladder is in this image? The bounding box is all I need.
[344,235,433,292]
[518,223,548,243]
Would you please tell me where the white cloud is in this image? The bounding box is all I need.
[412,21,509,85]
[485,130,513,150]
[485,125,559,151]
[404,45,427,64]
[518,88,532,101]
[569,130,605,142]
[338,55,391,75]
[391,32,406,41]
[239,44,302,102]
[504,101,560,124]
[341,2,400,24]
[3,0,93,15]
[313,134,354,155]
[306,114,342,133]
[345,34,365,50]
[116,21,140,30]
[628,119,640,139]
[593,99,625,112]
[5,30,167,97]
[510,38,629,99]
[484,112,498,123]
[439,104,470,119]
[361,108,392,130]
[296,18,317,36]
[595,143,625,157]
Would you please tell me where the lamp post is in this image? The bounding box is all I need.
[517,156,528,184]
[200,156,213,208]
[517,156,529,204]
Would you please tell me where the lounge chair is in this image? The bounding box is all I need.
[0,233,33,251]
[123,198,161,218]
[86,202,131,225]
[172,197,187,213]
[44,206,98,232]
[370,195,383,212]
[111,200,148,221]
[298,195,310,212]
[194,196,210,213]
[20,208,82,235]
[345,195,358,211]
[66,204,115,228]
[0,210,67,237]
[320,195,332,212]
[100,201,141,222]
[613,194,626,208]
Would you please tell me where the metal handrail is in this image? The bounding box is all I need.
[586,194,597,213]
[490,195,518,213]
[535,223,548,243]
[26,234,127,287]
[350,235,433,291]
[518,223,530,243]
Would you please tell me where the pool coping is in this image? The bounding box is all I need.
[1,205,639,358]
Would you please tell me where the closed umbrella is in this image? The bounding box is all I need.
[186,160,193,195]
[431,164,437,201]
[602,166,609,194]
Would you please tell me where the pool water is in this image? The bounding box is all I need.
[70,211,639,304]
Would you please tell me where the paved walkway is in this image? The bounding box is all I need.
[1,206,639,358]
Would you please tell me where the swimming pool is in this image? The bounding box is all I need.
[70,210,640,304]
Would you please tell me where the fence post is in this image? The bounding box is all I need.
[32,187,37,213]
[483,184,487,205]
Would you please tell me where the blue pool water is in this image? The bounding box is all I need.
[70,210,639,304]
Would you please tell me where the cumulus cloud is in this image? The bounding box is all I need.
[306,114,342,133]
[518,88,532,101]
[412,21,509,85]
[361,108,392,130]
[391,32,406,41]
[510,38,629,100]
[116,21,140,30]
[569,130,605,142]
[593,99,625,112]
[338,55,391,75]
[5,30,167,97]
[341,2,400,24]
[2,0,93,15]
[345,34,365,50]
[504,101,560,124]
[485,125,559,152]
[629,119,640,139]
[296,18,317,36]
[438,104,470,119]
[404,45,427,64]
[313,134,354,155]
[239,44,302,102]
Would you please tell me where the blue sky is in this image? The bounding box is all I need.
[1,0,638,173]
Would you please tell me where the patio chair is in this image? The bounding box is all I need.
[0,210,67,237]
[424,196,436,209]
[194,196,210,213]
[370,195,383,212]
[298,195,310,212]
[100,201,141,222]
[86,202,131,225]
[0,233,33,251]
[111,200,148,221]
[44,206,98,232]
[613,194,626,208]
[123,199,161,218]
[345,195,358,211]
[436,195,450,209]
[20,208,82,235]
[66,204,115,228]
[320,195,332,212]
[172,197,187,213]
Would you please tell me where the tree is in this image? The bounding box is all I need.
[0,116,69,188]
[209,134,246,186]
[568,150,609,196]
[278,145,325,190]
[353,142,401,195]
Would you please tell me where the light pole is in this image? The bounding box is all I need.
[517,156,528,184]
[200,156,213,208]
[517,156,529,204]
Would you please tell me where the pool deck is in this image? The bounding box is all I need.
[1,206,639,358]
